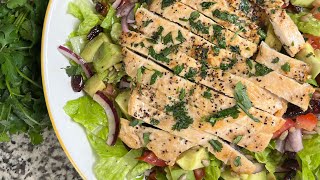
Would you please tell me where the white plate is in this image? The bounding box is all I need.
[42,0,95,179]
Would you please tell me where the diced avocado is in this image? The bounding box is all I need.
[290,0,314,8]
[176,147,209,171]
[83,74,106,97]
[289,12,320,36]
[265,24,282,52]
[221,170,240,180]
[110,23,122,43]
[69,35,88,54]
[247,171,267,180]
[80,33,112,62]
[296,43,320,79]
[115,90,131,116]
[168,166,196,180]
[93,42,122,74]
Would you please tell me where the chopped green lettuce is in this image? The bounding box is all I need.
[254,148,283,174]
[205,155,221,180]
[298,135,320,180]
[67,0,100,35]
[101,6,119,30]
[289,12,320,37]
[127,162,153,180]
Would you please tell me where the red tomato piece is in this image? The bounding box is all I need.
[296,113,318,131]
[314,13,320,20]
[305,34,320,50]
[273,119,295,139]
[137,151,167,167]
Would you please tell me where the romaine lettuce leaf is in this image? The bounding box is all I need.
[127,162,153,180]
[298,135,320,180]
[67,0,100,35]
[101,6,119,30]
[254,147,283,174]
[94,149,143,180]
[205,155,221,180]
[289,12,320,36]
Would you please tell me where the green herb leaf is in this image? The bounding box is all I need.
[161,0,175,9]
[184,67,198,81]
[173,64,184,75]
[234,156,241,167]
[200,2,216,10]
[143,19,153,27]
[271,57,280,64]
[143,132,151,145]
[165,101,193,131]
[163,32,173,45]
[179,88,186,100]
[254,63,273,76]
[209,139,223,152]
[233,135,243,144]
[150,70,163,85]
[208,106,240,126]
[281,62,291,72]
[129,119,141,127]
[176,30,186,43]
[150,118,160,125]
[203,89,212,99]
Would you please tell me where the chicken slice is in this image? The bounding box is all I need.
[256,42,310,83]
[119,119,197,166]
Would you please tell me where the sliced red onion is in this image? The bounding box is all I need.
[275,139,285,153]
[93,91,120,146]
[287,128,303,152]
[126,8,135,24]
[58,45,94,78]
[285,138,294,152]
[117,3,134,17]
[121,16,130,32]
[112,0,122,9]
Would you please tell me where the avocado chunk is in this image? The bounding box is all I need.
[176,147,209,171]
[290,0,314,8]
[221,170,241,180]
[69,35,88,54]
[265,24,282,52]
[83,74,106,97]
[167,166,196,180]
[296,43,320,79]
[247,171,267,180]
[80,33,112,62]
[115,90,131,116]
[93,42,122,74]
[110,23,122,42]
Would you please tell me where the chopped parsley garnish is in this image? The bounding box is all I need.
[281,62,291,72]
[258,29,267,40]
[184,68,198,81]
[189,11,209,34]
[148,47,171,63]
[136,66,146,83]
[254,63,273,76]
[161,0,175,9]
[234,82,260,122]
[173,64,185,75]
[246,59,253,69]
[189,88,195,95]
[212,25,226,49]
[143,19,153,27]
[129,119,142,126]
[176,30,186,43]
[207,106,240,126]
[146,38,157,44]
[143,132,151,145]
[179,18,189,21]
[212,9,239,24]
[256,0,265,5]
[163,32,174,45]
[239,0,250,14]
[195,47,209,78]
[150,70,163,85]
[151,26,164,41]
[150,118,160,125]
[212,46,220,55]
[220,58,237,71]
[203,89,212,99]
[179,88,186,100]
[306,52,314,58]
[234,156,241,167]
[230,46,240,54]
[209,139,223,152]
[233,135,243,144]
[165,101,194,131]
[200,2,216,10]
[271,57,280,64]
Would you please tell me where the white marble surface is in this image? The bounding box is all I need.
[0,129,81,180]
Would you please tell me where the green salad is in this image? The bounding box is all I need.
[59,0,320,179]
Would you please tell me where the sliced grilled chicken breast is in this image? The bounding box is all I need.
[121,33,284,115]
[148,0,258,58]
[256,42,310,83]
[128,94,257,174]
[119,119,197,166]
